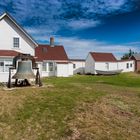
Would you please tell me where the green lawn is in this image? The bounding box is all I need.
[0,73,140,140]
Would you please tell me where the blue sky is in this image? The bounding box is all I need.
[0,0,140,59]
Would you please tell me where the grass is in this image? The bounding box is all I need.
[0,72,140,139]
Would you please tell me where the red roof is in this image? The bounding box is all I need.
[0,50,20,57]
[90,52,117,62]
[35,45,68,61]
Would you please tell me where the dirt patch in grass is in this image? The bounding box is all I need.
[64,92,140,140]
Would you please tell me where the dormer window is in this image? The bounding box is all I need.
[13,37,19,48]
[42,47,47,53]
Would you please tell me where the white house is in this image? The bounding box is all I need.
[35,41,73,77]
[0,12,73,82]
[85,52,135,74]
[0,12,39,82]
[69,59,85,74]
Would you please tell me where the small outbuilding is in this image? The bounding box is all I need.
[85,52,118,74]
[85,52,135,74]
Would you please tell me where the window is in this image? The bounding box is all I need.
[49,62,53,71]
[130,63,132,67]
[13,37,19,48]
[42,47,47,53]
[0,60,12,72]
[4,61,13,72]
[0,62,4,72]
[42,62,47,71]
[126,63,129,69]
[73,64,76,69]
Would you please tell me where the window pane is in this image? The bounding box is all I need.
[126,63,129,68]
[13,37,19,48]
[42,62,47,71]
[49,62,53,71]
[0,62,4,66]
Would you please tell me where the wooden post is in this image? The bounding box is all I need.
[35,68,42,87]
[35,68,39,85]
[7,68,11,88]
[38,70,42,87]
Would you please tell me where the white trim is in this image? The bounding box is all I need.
[0,56,15,58]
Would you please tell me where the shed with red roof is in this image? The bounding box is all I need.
[85,52,134,74]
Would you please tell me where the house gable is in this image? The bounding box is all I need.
[0,12,38,56]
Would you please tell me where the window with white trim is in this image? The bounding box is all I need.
[73,64,76,69]
[49,62,53,71]
[126,63,129,69]
[42,62,47,71]
[0,61,4,72]
[13,37,20,48]
[5,60,13,72]
[0,60,12,72]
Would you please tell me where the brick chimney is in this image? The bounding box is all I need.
[50,37,54,47]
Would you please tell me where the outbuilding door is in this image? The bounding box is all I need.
[105,63,109,70]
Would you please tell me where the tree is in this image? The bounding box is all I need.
[121,49,135,60]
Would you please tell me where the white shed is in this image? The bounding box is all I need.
[85,52,118,74]
[85,52,135,74]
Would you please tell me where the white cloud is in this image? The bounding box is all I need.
[124,41,140,46]
[68,19,101,30]
[14,24,140,59]
[25,27,54,36]
[54,37,140,59]
[22,27,140,60]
